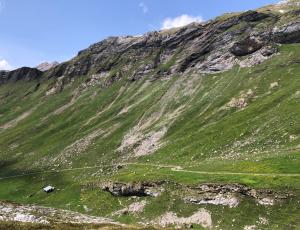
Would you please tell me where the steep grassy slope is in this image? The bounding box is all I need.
[0,44,299,229]
[0,44,299,175]
[0,1,300,229]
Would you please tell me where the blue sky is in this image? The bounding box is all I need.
[0,0,279,70]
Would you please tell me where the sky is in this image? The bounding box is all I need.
[0,0,280,70]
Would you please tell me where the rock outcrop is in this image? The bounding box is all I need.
[272,21,300,43]
[230,36,264,56]
[36,61,59,72]
[0,67,42,85]
[0,201,119,226]
[101,181,163,197]
[184,183,293,207]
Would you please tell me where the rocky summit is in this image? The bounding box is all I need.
[0,0,300,229]
[36,61,59,72]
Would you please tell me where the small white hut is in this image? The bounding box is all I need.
[43,185,55,193]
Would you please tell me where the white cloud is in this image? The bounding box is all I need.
[0,59,12,70]
[139,2,148,14]
[161,14,204,30]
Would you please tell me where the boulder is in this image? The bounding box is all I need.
[230,37,264,56]
[101,181,163,197]
[102,182,146,196]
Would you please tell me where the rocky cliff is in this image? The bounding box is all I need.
[2,2,299,89]
[44,9,299,84]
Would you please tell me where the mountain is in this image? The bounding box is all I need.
[36,61,59,72]
[0,1,300,229]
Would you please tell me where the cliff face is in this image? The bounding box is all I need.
[45,10,295,81]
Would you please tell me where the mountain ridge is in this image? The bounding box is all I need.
[1,5,299,85]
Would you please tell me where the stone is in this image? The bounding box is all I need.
[102,182,147,197]
[272,22,300,43]
[101,181,163,197]
[230,37,264,56]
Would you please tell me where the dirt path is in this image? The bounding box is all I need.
[1,162,300,181]
[171,167,300,177]
[126,163,300,177]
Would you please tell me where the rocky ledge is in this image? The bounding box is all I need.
[99,181,293,208]
[0,201,119,226]
[100,181,164,197]
[184,183,293,208]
